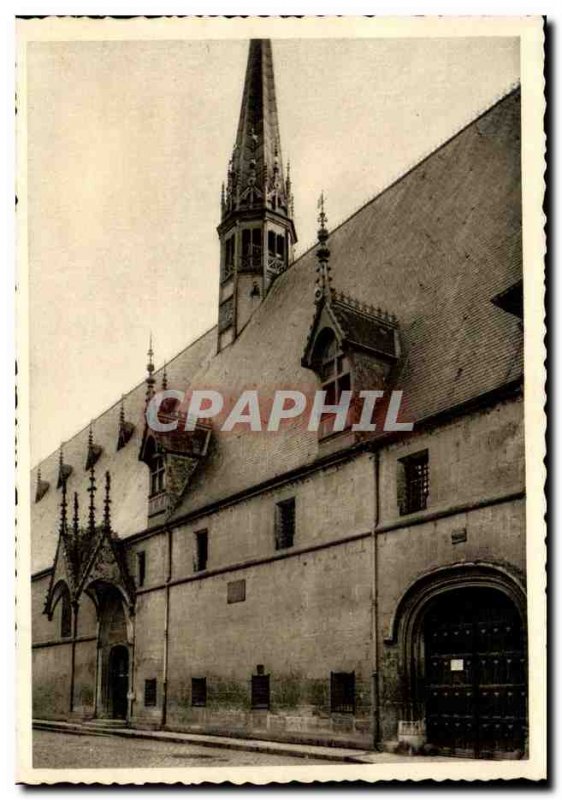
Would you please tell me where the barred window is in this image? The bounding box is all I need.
[144,678,157,707]
[275,497,295,550]
[398,450,429,515]
[191,677,207,707]
[331,671,355,714]
[251,673,270,709]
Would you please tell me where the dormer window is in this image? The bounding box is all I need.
[150,454,166,498]
[312,329,352,438]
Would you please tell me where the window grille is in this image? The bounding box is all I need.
[330,672,355,714]
[399,450,429,515]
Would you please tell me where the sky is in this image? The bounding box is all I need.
[25,35,520,464]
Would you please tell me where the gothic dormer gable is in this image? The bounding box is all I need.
[117,396,135,451]
[139,344,212,520]
[44,467,135,618]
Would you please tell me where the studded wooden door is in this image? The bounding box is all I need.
[424,588,526,757]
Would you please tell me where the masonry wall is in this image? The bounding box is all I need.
[32,573,98,720]
[130,454,376,747]
[374,396,526,746]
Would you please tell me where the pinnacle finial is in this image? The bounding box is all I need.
[103,471,111,532]
[161,363,168,392]
[146,333,156,404]
[119,395,125,428]
[59,472,68,536]
[73,492,80,538]
[315,193,332,303]
[87,463,96,535]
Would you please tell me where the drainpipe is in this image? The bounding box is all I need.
[161,525,172,729]
[69,600,79,714]
[372,451,381,748]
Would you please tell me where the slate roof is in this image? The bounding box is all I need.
[30,88,523,574]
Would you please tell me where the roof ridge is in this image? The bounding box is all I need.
[292,82,521,264]
[32,324,217,471]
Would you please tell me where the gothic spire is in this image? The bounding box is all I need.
[222,39,294,222]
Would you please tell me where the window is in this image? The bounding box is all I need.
[60,591,72,639]
[144,678,157,707]
[313,330,351,438]
[137,551,146,587]
[275,497,295,549]
[195,529,208,572]
[150,454,165,497]
[191,677,207,707]
[241,227,262,270]
[251,673,270,709]
[398,450,429,515]
[331,672,355,714]
[223,235,235,280]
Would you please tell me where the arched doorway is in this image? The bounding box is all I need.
[86,582,132,720]
[108,645,129,719]
[422,587,526,757]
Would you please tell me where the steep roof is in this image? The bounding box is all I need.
[30,89,522,574]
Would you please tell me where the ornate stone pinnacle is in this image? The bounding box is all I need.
[87,463,96,534]
[103,471,111,532]
[73,492,79,538]
[162,363,168,392]
[146,333,156,403]
[59,474,68,536]
[315,193,332,303]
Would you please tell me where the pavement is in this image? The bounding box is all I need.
[33,719,456,766]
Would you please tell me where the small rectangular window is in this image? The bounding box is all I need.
[251,674,270,709]
[137,551,146,587]
[331,672,355,714]
[398,450,429,515]
[195,529,208,572]
[191,677,207,707]
[144,678,157,707]
[275,497,295,550]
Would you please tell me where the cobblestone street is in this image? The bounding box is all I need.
[33,730,336,769]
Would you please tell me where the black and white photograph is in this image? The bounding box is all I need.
[15,15,546,784]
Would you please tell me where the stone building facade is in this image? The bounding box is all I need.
[30,39,526,758]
